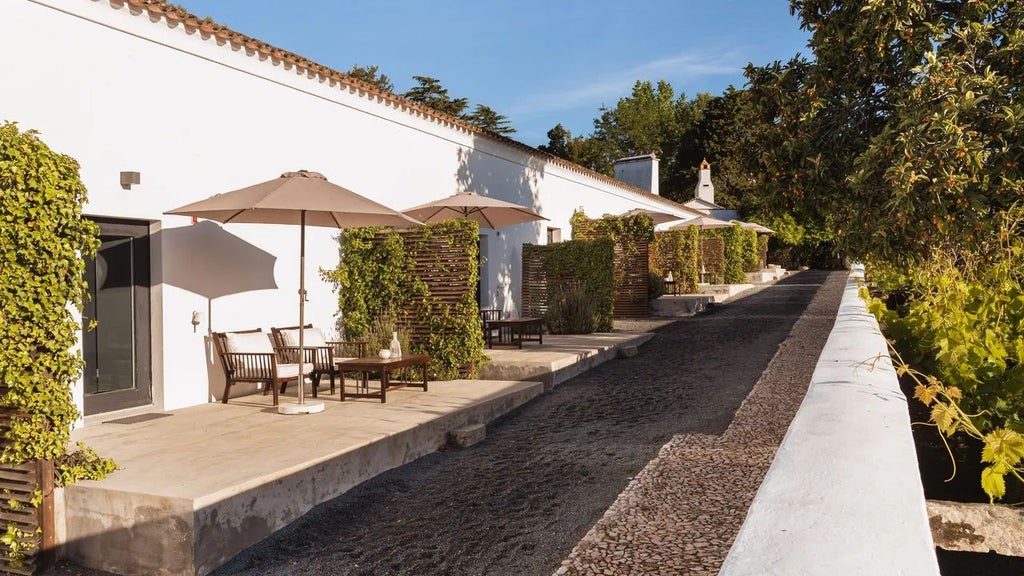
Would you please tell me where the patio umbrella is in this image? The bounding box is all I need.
[617,207,694,225]
[668,215,735,230]
[669,215,735,283]
[401,191,547,229]
[733,220,775,234]
[166,170,421,414]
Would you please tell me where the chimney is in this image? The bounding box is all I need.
[695,158,715,204]
[613,154,659,195]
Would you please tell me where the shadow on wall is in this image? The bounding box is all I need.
[455,139,546,315]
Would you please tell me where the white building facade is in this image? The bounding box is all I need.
[1,0,700,421]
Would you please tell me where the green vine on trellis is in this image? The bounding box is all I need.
[323,219,485,379]
[651,226,700,294]
[570,209,655,254]
[0,122,117,566]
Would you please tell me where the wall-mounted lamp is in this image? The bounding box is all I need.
[191,311,203,333]
[120,171,141,190]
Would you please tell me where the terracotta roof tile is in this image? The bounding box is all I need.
[101,0,696,213]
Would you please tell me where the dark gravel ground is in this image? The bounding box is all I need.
[48,270,842,576]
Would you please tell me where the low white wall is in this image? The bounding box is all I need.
[719,269,939,575]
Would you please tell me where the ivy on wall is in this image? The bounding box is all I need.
[744,228,760,272]
[0,122,115,565]
[323,219,484,380]
[524,240,615,333]
[570,210,655,249]
[650,226,700,294]
[570,210,653,318]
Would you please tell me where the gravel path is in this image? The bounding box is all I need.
[556,271,845,575]
[48,271,844,576]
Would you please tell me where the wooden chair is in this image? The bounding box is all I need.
[212,329,306,406]
[270,324,366,397]
[480,308,502,348]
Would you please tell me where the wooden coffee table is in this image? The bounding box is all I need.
[334,354,429,403]
[485,317,543,349]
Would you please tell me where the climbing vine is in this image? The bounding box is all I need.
[324,219,484,379]
[650,226,699,294]
[0,122,116,565]
[527,239,614,333]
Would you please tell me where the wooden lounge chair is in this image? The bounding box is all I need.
[212,328,307,406]
[270,325,366,397]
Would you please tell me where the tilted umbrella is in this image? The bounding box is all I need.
[618,207,697,225]
[402,191,547,229]
[166,170,421,414]
[669,215,735,230]
[733,220,775,234]
[669,215,736,283]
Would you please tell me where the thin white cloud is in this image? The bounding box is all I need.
[509,50,743,118]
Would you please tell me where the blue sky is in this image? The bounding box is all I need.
[177,0,811,147]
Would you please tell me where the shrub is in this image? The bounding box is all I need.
[545,286,597,334]
[647,272,665,300]
[864,210,1024,501]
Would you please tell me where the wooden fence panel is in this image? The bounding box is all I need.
[575,229,649,318]
[520,244,550,318]
[0,405,52,574]
[368,228,475,350]
[700,237,725,284]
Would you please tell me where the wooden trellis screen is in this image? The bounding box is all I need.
[574,230,649,318]
[520,244,552,318]
[368,228,475,346]
[0,408,54,575]
[700,237,725,284]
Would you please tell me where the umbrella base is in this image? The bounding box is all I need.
[277,400,325,415]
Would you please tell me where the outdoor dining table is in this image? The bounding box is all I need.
[485,317,543,349]
[334,354,429,403]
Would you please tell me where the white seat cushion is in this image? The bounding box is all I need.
[276,363,304,380]
[233,363,306,380]
[224,331,274,354]
[281,328,327,347]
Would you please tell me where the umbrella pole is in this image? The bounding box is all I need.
[298,210,306,405]
[279,210,324,414]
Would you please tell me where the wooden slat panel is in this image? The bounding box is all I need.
[0,439,56,573]
[366,229,476,374]
[575,226,650,318]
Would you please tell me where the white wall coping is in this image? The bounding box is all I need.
[719,268,939,575]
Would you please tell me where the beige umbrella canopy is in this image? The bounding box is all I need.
[733,220,776,234]
[166,170,421,414]
[669,215,735,230]
[617,207,693,225]
[402,191,547,229]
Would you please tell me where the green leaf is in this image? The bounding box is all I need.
[982,429,1024,466]
[981,464,1007,503]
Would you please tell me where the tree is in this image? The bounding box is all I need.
[538,124,573,159]
[592,80,687,191]
[345,64,394,93]
[402,76,468,117]
[537,123,618,175]
[463,104,516,136]
[745,1,1024,263]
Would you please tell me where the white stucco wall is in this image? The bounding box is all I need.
[718,269,939,575]
[1,0,696,416]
